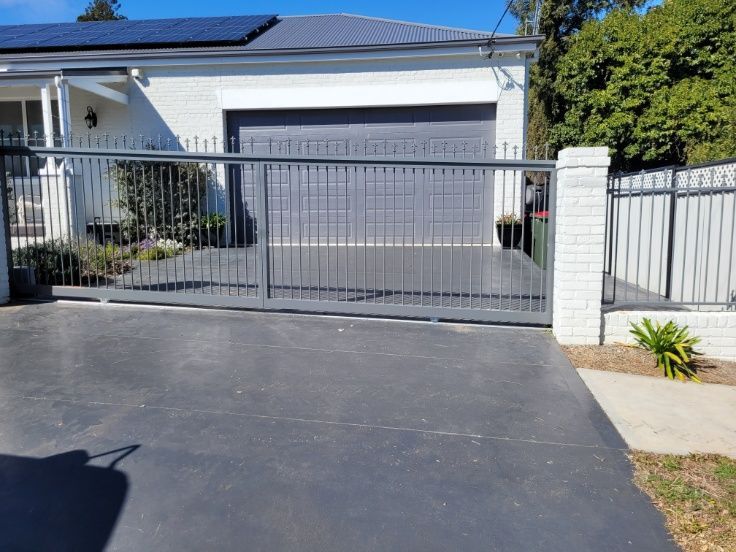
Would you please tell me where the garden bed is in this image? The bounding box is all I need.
[562,345,736,386]
[630,452,736,552]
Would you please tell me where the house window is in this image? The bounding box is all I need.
[1,100,61,177]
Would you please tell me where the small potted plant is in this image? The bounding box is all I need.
[200,213,228,247]
[495,212,523,249]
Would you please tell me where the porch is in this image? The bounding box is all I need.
[0,69,129,247]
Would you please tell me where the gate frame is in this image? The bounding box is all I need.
[0,143,557,324]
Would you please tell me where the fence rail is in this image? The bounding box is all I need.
[603,158,736,309]
[1,141,556,324]
[0,130,555,160]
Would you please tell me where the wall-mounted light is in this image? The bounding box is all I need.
[84,106,97,129]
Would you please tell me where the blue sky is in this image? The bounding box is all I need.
[0,0,522,34]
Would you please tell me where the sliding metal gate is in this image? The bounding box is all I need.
[1,140,556,324]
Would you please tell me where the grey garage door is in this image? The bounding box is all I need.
[226,105,496,244]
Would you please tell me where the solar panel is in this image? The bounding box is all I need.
[0,15,277,53]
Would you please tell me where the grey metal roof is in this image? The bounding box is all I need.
[244,14,500,50]
[0,13,521,60]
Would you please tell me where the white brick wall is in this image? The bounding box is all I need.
[66,55,529,230]
[603,310,736,361]
[552,147,611,344]
[69,56,528,153]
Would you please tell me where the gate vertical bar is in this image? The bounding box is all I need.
[256,161,270,307]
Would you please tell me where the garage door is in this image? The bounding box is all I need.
[226,105,496,244]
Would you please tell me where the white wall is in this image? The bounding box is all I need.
[68,55,527,152]
[603,310,736,361]
[62,53,529,237]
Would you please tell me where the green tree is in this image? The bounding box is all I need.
[77,0,126,22]
[509,0,645,151]
[550,0,736,170]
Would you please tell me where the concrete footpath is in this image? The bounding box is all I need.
[578,368,736,458]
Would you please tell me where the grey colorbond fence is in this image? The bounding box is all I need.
[603,158,736,310]
[0,137,556,324]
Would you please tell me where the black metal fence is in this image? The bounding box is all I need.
[1,136,556,324]
[603,158,736,309]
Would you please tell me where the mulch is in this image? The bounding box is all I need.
[561,344,736,386]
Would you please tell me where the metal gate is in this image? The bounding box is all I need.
[1,139,556,324]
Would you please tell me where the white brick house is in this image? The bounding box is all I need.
[0,14,540,240]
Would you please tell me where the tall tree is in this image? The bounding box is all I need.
[509,0,644,151]
[77,0,126,22]
[550,0,736,170]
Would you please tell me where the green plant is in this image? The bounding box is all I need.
[12,240,80,285]
[12,240,131,285]
[200,213,227,230]
[629,318,702,382]
[113,148,210,246]
[496,212,522,225]
[79,243,132,276]
[136,245,180,261]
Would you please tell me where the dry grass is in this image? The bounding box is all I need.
[630,452,736,552]
[562,344,736,386]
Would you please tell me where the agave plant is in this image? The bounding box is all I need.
[629,318,701,382]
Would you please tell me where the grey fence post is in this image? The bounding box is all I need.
[552,147,611,344]
[0,154,11,304]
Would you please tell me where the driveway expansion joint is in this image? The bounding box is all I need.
[7,393,626,452]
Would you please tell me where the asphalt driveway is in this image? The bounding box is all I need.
[0,302,674,551]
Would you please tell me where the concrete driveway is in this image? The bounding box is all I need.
[0,302,674,551]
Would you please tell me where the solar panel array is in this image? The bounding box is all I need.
[0,15,277,53]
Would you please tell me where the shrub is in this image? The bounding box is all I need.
[200,212,227,230]
[79,243,132,277]
[12,240,131,285]
[134,237,183,260]
[12,240,80,285]
[629,318,702,382]
[113,149,210,246]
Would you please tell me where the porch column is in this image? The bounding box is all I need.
[39,78,75,240]
[40,83,54,146]
[55,77,72,146]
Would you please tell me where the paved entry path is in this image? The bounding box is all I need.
[0,302,674,551]
[579,368,736,458]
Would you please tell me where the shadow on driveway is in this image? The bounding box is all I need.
[0,446,137,552]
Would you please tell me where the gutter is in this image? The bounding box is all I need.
[0,68,128,79]
[0,35,544,65]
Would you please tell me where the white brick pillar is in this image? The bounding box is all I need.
[552,147,610,344]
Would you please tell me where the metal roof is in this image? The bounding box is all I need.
[0,15,277,53]
[0,14,521,59]
[244,14,500,50]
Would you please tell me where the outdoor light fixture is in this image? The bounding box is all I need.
[84,106,97,129]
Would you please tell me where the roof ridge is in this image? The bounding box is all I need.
[335,13,496,36]
[278,13,498,36]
